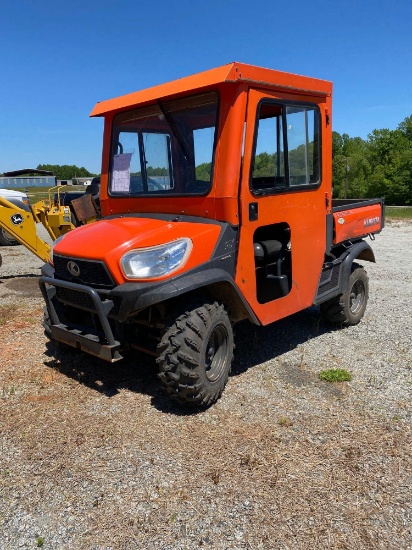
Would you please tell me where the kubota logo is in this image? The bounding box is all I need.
[67,261,81,277]
[364,216,380,227]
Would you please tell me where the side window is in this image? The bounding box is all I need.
[287,107,319,186]
[251,101,320,192]
[252,104,285,190]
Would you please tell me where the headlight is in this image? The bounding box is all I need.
[121,238,192,279]
[49,234,66,264]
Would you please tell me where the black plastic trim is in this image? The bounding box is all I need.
[313,240,375,305]
[41,259,258,327]
[326,213,333,255]
[40,276,122,362]
[332,198,384,213]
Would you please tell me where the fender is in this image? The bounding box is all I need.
[41,261,259,325]
[314,240,375,304]
[340,240,375,293]
[113,266,259,324]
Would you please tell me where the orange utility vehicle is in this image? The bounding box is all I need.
[40,63,384,406]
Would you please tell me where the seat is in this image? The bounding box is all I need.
[254,239,283,276]
[254,238,289,301]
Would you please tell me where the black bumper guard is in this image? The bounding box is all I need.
[39,276,123,362]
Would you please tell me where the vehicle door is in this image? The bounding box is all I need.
[235,87,328,325]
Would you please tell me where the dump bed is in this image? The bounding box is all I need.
[332,198,384,244]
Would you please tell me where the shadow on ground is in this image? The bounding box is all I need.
[43,306,340,414]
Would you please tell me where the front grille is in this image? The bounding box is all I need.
[54,255,115,288]
[56,287,95,309]
[56,287,122,317]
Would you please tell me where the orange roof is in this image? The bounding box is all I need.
[90,62,332,117]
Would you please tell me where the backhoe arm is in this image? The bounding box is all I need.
[0,196,51,262]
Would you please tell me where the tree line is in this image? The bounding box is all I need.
[36,164,96,181]
[332,114,412,205]
[3,114,411,205]
[199,114,412,205]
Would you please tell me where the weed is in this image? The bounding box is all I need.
[0,304,19,326]
[240,453,259,469]
[278,416,293,427]
[36,537,44,548]
[319,368,351,382]
[210,468,221,484]
[2,386,16,397]
[169,512,178,524]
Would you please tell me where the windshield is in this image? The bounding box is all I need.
[110,92,218,197]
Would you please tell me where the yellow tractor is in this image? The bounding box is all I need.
[0,169,98,265]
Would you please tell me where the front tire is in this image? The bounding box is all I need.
[0,227,20,246]
[156,302,234,407]
[321,264,369,326]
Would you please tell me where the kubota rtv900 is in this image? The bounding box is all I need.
[40,63,384,406]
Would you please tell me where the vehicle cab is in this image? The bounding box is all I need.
[90,62,332,325]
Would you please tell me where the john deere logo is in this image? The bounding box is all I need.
[11,213,24,225]
[67,261,81,277]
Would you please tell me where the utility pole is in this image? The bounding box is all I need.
[344,158,350,199]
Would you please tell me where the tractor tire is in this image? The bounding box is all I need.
[321,264,369,326]
[156,301,234,407]
[0,227,20,246]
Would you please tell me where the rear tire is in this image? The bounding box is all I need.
[0,227,20,246]
[156,302,234,407]
[321,264,369,326]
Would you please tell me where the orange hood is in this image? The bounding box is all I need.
[53,216,221,284]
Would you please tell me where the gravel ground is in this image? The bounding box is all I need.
[0,221,411,549]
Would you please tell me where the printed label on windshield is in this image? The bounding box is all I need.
[112,153,132,193]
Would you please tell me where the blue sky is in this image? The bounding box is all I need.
[2,0,411,175]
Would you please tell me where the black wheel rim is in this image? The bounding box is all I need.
[204,324,229,382]
[349,279,365,314]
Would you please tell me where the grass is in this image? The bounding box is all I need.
[9,185,88,203]
[319,368,352,382]
[385,206,412,219]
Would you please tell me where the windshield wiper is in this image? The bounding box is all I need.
[157,100,189,161]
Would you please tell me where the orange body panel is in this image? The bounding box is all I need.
[234,86,332,325]
[90,62,331,118]
[54,217,221,285]
[333,204,383,244]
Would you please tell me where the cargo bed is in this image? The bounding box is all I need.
[332,198,385,244]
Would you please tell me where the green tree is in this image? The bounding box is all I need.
[365,126,412,204]
[36,164,95,181]
[195,162,212,181]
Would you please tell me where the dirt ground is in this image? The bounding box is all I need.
[0,222,411,549]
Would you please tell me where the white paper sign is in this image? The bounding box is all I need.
[112,153,132,192]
